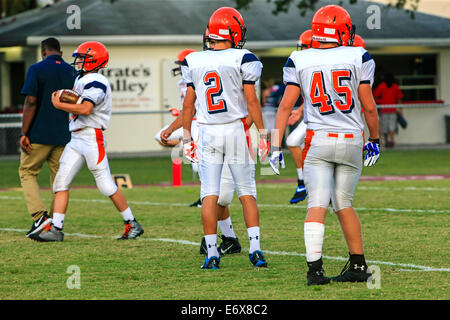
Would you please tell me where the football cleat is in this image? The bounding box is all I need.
[29,224,64,242]
[189,198,202,208]
[218,235,242,256]
[26,211,52,238]
[117,220,144,240]
[331,259,372,283]
[201,256,220,269]
[200,237,207,255]
[306,258,331,286]
[289,180,307,204]
[249,250,268,267]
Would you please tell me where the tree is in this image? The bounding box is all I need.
[231,0,421,18]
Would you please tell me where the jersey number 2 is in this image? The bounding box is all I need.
[310,70,354,115]
[204,71,227,114]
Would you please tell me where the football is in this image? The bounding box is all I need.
[58,89,82,104]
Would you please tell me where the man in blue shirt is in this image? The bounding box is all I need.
[19,37,75,239]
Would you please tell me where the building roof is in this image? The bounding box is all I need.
[0,0,449,48]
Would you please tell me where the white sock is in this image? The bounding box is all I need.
[53,213,65,229]
[304,222,325,262]
[218,217,236,238]
[204,234,219,258]
[247,226,261,254]
[297,168,303,181]
[120,207,135,222]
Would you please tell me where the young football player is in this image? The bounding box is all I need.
[30,41,144,242]
[270,5,380,285]
[181,7,269,269]
[154,48,203,208]
[160,41,242,257]
[285,30,313,204]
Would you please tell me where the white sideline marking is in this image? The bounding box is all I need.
[0,228,448,272]
[0,195,449,214]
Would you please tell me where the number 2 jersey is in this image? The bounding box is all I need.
[70,72,112,132]
[283,45,375,133]
[181,48,262,125]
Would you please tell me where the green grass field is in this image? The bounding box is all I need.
[0,149,449,300]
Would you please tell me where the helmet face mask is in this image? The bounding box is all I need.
[207,7,247,49]
[171,49,195,77]
[72,41,108,76]
[311,5,354,46]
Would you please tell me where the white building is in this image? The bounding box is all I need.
[0,0,449,154]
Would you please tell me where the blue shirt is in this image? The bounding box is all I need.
[21,54,76,146]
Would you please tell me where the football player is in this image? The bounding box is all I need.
[31,41,144,242]
[285,30,312,204]
[161,40,242,257]
[155,48,203,208]
[182,7,269,269]
[270,5,380,285]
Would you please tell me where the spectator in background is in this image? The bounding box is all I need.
[373,72,404,148]
[262,79,285,141]
[19,37,75,239]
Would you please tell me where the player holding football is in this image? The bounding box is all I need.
[31,41,144,242]
[182,7,269,269]
[270,5,380,285]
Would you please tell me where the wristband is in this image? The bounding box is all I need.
[368,138,380,144]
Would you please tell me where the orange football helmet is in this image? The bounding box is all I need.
[207,7,246,49]
[311,5,355,46]
[172,49,195,76]
[297,29,313,50]
[353,34,366,49]
[72,41,109,74]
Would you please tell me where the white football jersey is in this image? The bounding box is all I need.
[70,72,112,132]
[181,48,262,124]
[283,46,375,133]
[177,79,187,105]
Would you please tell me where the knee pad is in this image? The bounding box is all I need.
[331,190,353,212]
[91,168,118,197]
[218,183,235,206]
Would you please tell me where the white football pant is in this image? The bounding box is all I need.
[53,128,118,197]
[198,119,256,201]
[303,130,363,212]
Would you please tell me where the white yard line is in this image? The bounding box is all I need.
[2,195,449,214]
[1,228,448,272]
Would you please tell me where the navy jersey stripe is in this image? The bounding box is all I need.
[362,52,373,63]
[241,53,259,65]
[284,58,295,68]
[84,81,107,93]
[181,59,188,67]
[286,82,300,87]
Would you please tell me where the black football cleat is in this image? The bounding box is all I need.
[332,259,372,283]
[26,212,52,238]
[189,198,202,208]
[306,258,331,286]
[217,235,241,256]
[290,180,307,204]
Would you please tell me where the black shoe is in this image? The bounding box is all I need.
[306,258,331,286]
[331,257,371,283]
[200,237,207,255]
[189,198,202,208]
[289,180,307,204]
[26,212,52,238]
[218,235,241,256]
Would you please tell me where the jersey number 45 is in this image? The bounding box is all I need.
[310,69,354,115]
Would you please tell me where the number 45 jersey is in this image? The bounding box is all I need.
[284,46,375,133]
[181,48,262,125]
